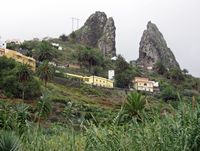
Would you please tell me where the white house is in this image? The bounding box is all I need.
[108,70,115,80]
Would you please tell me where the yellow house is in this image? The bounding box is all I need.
[0,48,36,71]
[133,77,154,92]
[84,76,114,88]
[65,73,114,88]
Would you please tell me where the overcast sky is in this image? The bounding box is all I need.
[0,0,200,77]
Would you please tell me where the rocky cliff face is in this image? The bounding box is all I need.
[137,21,180,70]
[75,11,116,57]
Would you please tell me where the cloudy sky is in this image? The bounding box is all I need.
[0,0,200,77]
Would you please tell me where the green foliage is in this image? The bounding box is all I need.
[123,92,146,116]
[59,34,68,42]
[85,125,123,151]
[115,55,140,88]
[0,131,21,151]
[167,68,185,83]
[6,42,20,50]
[69,31,76,43]
[0,101,15,130]
[0,57,41,99]
[161,83,178,101]
[37,61,55,87]
[35,41,57,62]
[17,64,32,100]
[35,94,52,119]
[15,104,31,135]
[80,85,103,96]
[75,47,104,74]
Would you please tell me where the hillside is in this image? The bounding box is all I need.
[1,12,200,151]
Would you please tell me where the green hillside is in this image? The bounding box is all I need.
[1,37,200,151]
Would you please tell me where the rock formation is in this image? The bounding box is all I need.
[75,11,116,57]
[137,21,180,70]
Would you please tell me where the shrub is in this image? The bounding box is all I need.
[0,131,21,151]
[123,92,146,116]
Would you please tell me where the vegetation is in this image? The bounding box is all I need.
[0,57,41,99]
[17,64,32,100]
[35,41,57,62]
[0,131,21,151]
[37,61,55,87]
[74,47,104,74]
[2,36,200,151]
[1,92,200,151]
[115,55,140,88]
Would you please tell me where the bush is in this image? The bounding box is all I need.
[0,57,41,100]
[0,131,21,151]
[161,84,178,101]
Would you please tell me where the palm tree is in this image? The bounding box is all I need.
[17,64,32,100]
[37,61,54,87]
[123,92,146,116]
[36,41,54,62]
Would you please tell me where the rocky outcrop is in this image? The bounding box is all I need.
[75,11,116,57]
[98,17,116,57]
[137,21,180,70]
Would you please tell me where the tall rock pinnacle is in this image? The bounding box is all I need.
[137,21,180,70]
[75,11,116,57]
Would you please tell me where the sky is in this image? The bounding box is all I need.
[0,0,200,77]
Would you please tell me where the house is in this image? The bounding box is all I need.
[133,77,159,93]
[108,70,115,80]
[84,76,114,88]
[51,43,63,50]
[65,73,114,89]
[0,48,36,71]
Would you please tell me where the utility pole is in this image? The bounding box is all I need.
[71,17,75,32]
[71,17,80,32]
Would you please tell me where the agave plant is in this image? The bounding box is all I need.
[35,93,52,122]
[123,92,146,116]
[0,131,21,151]
[15,104,31,135]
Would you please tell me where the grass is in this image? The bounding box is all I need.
[1,79,200,151]
[1,100,197,151]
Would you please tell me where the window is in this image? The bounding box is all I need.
[85,78,89,82]
[144,83,147,86]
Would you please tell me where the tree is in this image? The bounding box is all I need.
[115,55,140,88]
[37,61,54,87]
[168,68,184,83]
[17,64,32,100]
[182,68,189,75]
[59,34,68,42]
[161,84,178,101]
[76,48,104,73]
[69,31,76,43]
[0,57,41,100]
[36,41,56,62]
